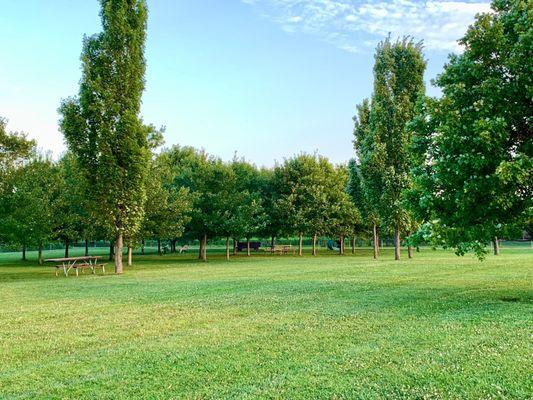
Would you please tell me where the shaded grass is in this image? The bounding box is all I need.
[0,248,532,399]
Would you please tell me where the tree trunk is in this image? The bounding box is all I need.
[232,237,237,256]
[201,234,207,261]
[373,223,379,260]
[171,239,176,253]
[226,237,230,261]
[407,231,413,259]
[394,227,401,261]
[115,233,123,274]
[128,246,133,267]
[493,236,500,256]
[157,239,162,255]
[38,241,43,265]
[246,238,251,256]
[198,237,203,260]
[271,236,275,248]
[85,239,89,256]
[339,234,345,255]
[141,239,145,255]
[64,238,70,258]
[351,237,356,254]
[312,233,317,256]
[22,244,26,261]
[298,233,303,256]
[109,243,114,261]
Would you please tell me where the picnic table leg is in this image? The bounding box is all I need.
[55,267,59,277]
[76,267,79,277]
[63,264,68,277]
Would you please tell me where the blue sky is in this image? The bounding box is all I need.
[0,0,490,166]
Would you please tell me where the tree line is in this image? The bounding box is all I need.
[0,0,531,272]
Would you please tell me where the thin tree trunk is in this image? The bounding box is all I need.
[247,238,251,256]
[128,246,133,267]
[312,233,317,256]
[171,239,176,253]
[201,234,207,261]
[394,227,401,261]
[157,239,161,256]
[351,237,356,254]
[141,239,145,255]
[198,237,203,260]
[271,236,275,248]
[373,223,379,260]
[22,244,26,261]
[493,236,500,256]
[85,239,89,256]
[38,241,43,265]
[339,234,345,255]
[407,231,413,258]
[232,237,237,256]
[298,233,303,256]
[65,238,70,258]
[115,233,123,274]
[226,236,230,261]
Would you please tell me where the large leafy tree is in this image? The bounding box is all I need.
[411,0,532,258]
[140,154,192,256]
[360,37,426,260]
[0,158,57,263]
[59,0,150,273]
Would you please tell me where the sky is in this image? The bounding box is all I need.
[0,0,491,166]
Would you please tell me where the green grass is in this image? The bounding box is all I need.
[0,248,532,399]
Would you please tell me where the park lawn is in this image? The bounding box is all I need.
[0,248,531,399]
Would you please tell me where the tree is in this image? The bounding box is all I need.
[140,154,192,257]
[410,0,532,258]
[59,0,150,273]
[230,159,267,257]
[365,37,426,260]
[353,99,382,259]
[346,159,371,253]
[0,117,35,191]
[0,158,57,263]
[53,154,89,258]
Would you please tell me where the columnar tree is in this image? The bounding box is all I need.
[353,100,382,259]
[410,0,532,258]
[59,0,150,273]
[367,37,426,260]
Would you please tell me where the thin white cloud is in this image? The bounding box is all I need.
[242,0,492,53]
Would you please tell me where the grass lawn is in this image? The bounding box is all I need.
[0,247,532,399]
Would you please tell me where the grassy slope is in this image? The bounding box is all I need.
[0,248,531,399]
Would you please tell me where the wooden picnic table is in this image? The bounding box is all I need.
[45,256,105,277]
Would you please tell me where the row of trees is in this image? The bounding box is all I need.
[350,0,532,260]
[0,131,361,264]
[1,0,530,270]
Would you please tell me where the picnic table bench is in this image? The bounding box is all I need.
[269,245,293,254]
[45,256,106,277]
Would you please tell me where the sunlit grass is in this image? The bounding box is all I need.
[0,247,531,399]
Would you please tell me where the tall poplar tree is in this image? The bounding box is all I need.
[369,37,426,260]
[353,99,382,259]
[59,0,149,273]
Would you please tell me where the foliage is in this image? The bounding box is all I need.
[59,0,150,272]
[410,0,533,258]
[368,36,426,234]
[0,157,57,253]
